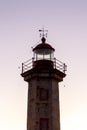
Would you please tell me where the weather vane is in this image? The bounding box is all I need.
[39,27,48,38]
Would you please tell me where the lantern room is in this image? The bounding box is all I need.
[33,37,55,61]
[32,37,55,69]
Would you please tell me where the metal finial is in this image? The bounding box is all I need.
[39,27,48,38]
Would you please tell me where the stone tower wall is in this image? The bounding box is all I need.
[27,77,60,130]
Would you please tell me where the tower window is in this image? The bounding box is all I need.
[40,118,49,130]
[39,88,49,101]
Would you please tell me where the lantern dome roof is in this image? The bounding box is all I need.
[33,37,55,51]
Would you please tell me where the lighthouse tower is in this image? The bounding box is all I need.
[21,29,66,130]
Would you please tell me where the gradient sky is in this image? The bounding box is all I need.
[0,0,87,130]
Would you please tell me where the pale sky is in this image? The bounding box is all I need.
[0,0,87,130]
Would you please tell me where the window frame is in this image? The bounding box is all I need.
[39,88,49,101]
[40,118,49,130]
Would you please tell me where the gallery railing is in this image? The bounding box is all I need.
[21,58,67,74]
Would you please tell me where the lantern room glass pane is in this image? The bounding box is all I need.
[44,54,50,60]
[37,54,43,60]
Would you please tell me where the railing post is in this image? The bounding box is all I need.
[22,63,23,73]
[64,63,67,73]
[32,57,34,68]
[54,58,56,69]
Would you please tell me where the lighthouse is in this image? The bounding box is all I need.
[21,29,66,130]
